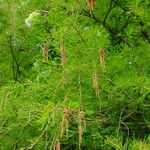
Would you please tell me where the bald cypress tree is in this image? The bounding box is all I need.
[0,0,150,149]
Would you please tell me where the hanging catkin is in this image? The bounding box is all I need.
[43,44,49,61]
[1,91,9,110]
[86,0,96,15]
[55,139,60,150]
[64,108,69,140]
[66,8,70,15]
[60,113,65,139]
[75,0,79,8]
[99,48,106,73]
[86,0,95,9]
[60,39,66,66]
[78,110,84,150]
[92,70,99,97]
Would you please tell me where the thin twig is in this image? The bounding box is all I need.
[103,0,115,25]
[83,10,128,44]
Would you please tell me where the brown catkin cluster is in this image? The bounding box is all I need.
[64,108,69,140]
[60,112,65,139]
[61,72,68,85]
[60,108,69,140]
[60,107,86,149]
[92,70,99,97]
[66,8,70,15]
[99,48,106,73]
[60,39,68,85]
[60,39,66,66]
[55,139,60,150]
[75,0,79,8]
[86,0,96,10]
[43,44,49,61]
[0,91,9,110]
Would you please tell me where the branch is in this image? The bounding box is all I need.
[112,0,128,11]
[83,10,128,44]
[18,47,35,65]
[9,34,20,81]
[112,0,150,43]
[99,74,132,100]
[9,35,19,69]
[103,0,115,25]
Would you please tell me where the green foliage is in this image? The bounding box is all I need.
[0,0,150,149]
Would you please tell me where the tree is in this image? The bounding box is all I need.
[0,0,150,149]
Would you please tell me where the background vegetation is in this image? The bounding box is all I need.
[0,0,150,149]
